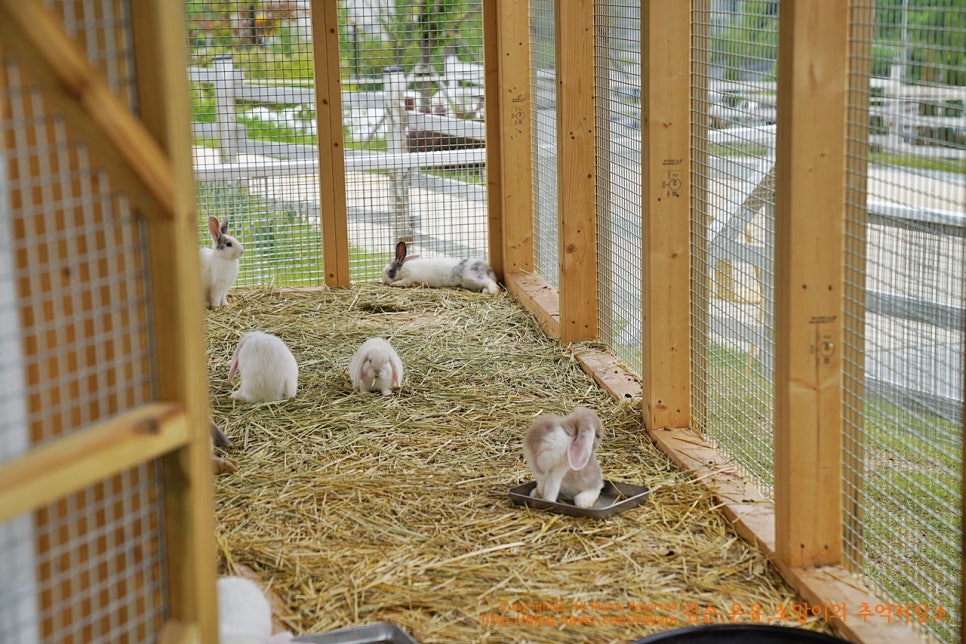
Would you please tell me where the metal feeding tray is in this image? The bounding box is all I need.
[294,622,417,644]
[508,480,649,519]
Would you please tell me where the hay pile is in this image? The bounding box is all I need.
[207,284,825,643]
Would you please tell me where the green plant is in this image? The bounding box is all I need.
[196,182,393,287]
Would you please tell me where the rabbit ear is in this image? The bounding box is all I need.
[208,216,221,240]
[228,338,244,380]
[395,241,407,262]
[220,218,230,235]
[568,426,595,470]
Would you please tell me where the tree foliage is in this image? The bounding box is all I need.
[710,0,964,86]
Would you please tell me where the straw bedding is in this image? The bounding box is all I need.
[207,284,828,643]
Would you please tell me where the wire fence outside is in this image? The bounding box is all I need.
[690,0,779,495]
[530,0,559,289]
[188,1,490,287]
[844,3,964,641]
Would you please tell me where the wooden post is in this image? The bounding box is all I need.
[485,0,534,278]
[384,65,415,247]
[212,55,242,164]
[129,1,220,641]
[774,0,850,568]
[641,0,691,429]
[555,0,597,344]
[310,0,350,287]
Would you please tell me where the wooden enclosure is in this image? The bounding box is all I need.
[0,0,217,642]
[0,0,962,642]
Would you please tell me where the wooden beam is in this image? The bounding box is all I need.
[0,0,173,220]
[311,0,351,287]
[555,0,597,344]
[641,0,691,429]
[482,0,503,278]
[486,0,534,277]
[0,403,188,522]
[774,0,850,567]
[573,347,642,403]
[129,1,220,641]
[504,271,560,340]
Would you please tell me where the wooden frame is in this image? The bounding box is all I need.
[0,0,174,222]
[0,0,218,641]
[131,1,220,640]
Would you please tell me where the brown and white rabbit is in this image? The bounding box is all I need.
[210,419,237,475]
[210,418,232,448]
[523,407,605,509]
[200,216,244,308]
[228,332,298,403]
[381,241,499,294]
[217,575,293,644]
[349,337,403,396]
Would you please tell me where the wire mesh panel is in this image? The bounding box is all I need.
[530,0,558,288]
[32,465,167,643]
[1,465,167,644]
[595,1,642,374]
[690,0,779,494]
[1,2,168,641]
[45,0,137,98]
[844,2,964,641]
[189,2,490,287]
[339,1,489,281]
[1,21,154,454]
[188,1,326,287]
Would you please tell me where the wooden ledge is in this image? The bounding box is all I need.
[0,402,189,521]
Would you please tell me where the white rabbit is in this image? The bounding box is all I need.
[229,332,298,403]
[523,407,605,509]
[200,216,244,308]
[381,241,499,294]
[217,575,293,644]
[349,337,403,396]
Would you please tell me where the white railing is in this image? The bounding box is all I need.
[188,56,485,164]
